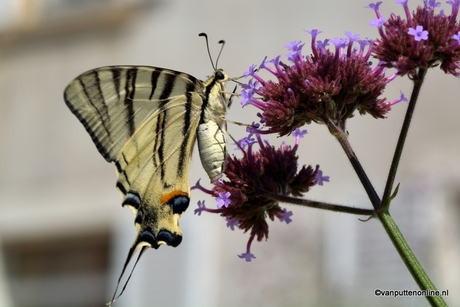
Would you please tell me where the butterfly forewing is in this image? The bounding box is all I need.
[64,66,204,162]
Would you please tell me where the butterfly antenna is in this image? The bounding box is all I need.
[199,33,216,70]
[215,39,225,69]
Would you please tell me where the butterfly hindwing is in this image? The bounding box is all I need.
[115,91,205,249]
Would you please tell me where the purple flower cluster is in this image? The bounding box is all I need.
[193,129,324,261]
[241,30,400,136]
[369,0,460,76]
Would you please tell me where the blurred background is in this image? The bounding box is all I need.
[0,0,459,306]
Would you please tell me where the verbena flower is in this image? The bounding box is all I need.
[192,129,324,261]
[241,30,398,136]
[368,0,460,76]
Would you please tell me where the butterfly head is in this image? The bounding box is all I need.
[208,68,229,85]
[215,69,226,81]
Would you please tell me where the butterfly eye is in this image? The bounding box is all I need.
[215,70,225,80]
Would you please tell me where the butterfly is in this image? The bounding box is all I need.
[64,33,231,304]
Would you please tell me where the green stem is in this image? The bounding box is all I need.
[326,112,446,306]
[377,68,446,306]
[382,68,427,203]
[378,210,447,306]
[265,193,375,216]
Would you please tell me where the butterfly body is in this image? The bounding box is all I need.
[64,65,229,257]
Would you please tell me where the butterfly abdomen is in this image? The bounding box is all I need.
[197,121,226,183]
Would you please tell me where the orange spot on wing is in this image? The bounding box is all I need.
[161,190,189,205]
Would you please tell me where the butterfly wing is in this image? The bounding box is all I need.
[64,66,205,248]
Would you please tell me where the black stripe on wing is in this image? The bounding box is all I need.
[115,153,131,196]
[149,70,161,100]
[124,68,137,136]
[111,68,122,100]
[156,71,181,183]
[177,87,196,177]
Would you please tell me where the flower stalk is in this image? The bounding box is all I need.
[264,193,375,216]
[325,118,382,211]
[382,67,427,202]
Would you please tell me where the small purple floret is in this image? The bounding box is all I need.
[217,191,232,208]
[315,169,330,186]
[408,25,429,41]
[278,208,293,224]
[194,200,206,216]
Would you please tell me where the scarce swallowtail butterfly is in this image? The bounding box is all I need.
[64,33,231,304]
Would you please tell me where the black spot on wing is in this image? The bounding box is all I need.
[167,195,190,214]
[123,191,141,209]
[157,230,182,247]
[135,209,144,225]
